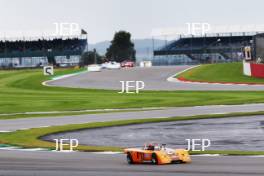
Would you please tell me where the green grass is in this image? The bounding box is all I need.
[1,66,264,115]
[1,111,264,155]
[177,62,264,83]
[1,65,264,155]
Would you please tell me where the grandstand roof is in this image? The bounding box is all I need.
[176,32,258,39]
[154,32,255,57]
[0,35,86,42]
[151,24,264,37]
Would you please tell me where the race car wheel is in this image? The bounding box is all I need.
[151,154,158,165]
[127,153,134,164]
[172,160,182,164]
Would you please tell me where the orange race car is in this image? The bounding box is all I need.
[124,143,191,165]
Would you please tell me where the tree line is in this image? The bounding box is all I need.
[81,31,136,65]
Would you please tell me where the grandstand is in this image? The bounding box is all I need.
[0,36,87,68]
[153,32,257,65]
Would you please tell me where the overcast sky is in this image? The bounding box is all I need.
[0,0,264,43]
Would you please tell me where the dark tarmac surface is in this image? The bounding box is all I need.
[1,66,264,176]
[0,150,263,176]
[47,66,264,90]
[44,115,264,151]
[1,104,264,132]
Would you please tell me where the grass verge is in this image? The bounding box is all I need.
[1,111,264,155]
[1,66,264,115]
[177,62,264,84]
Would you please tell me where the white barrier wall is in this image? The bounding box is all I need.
[140,61,152,67]
[87,64,101,72]
[243,60,251,76]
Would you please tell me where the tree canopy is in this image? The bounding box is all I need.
[80,49,103,66]
[106,31,136,62]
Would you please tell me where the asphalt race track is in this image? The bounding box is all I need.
[47,66,264,90]
[1,104,264,131]
[1,105,264,176]
[45,115,264,151]
[0,150,263,176]
[1,66,264,176]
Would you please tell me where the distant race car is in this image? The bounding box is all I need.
[121,60,135,68]
[124,143,191,165]
[102,61,121,69]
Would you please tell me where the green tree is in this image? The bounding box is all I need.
[106,31,136,62]
[80,49,102,66]
[47,56,56,65]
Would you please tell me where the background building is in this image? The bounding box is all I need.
[153,32,258,65]
[0,36,87,68]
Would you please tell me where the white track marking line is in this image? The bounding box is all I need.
[167,65,201,82]
[167,65,264,86]
[0,107,164,117]
[91,152,123,155]
[0,131,11,133]
[0,147,49,152]
[42,71,88,86]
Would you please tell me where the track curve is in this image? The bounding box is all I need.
[47,66,264,90]
[1,66,264,176]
